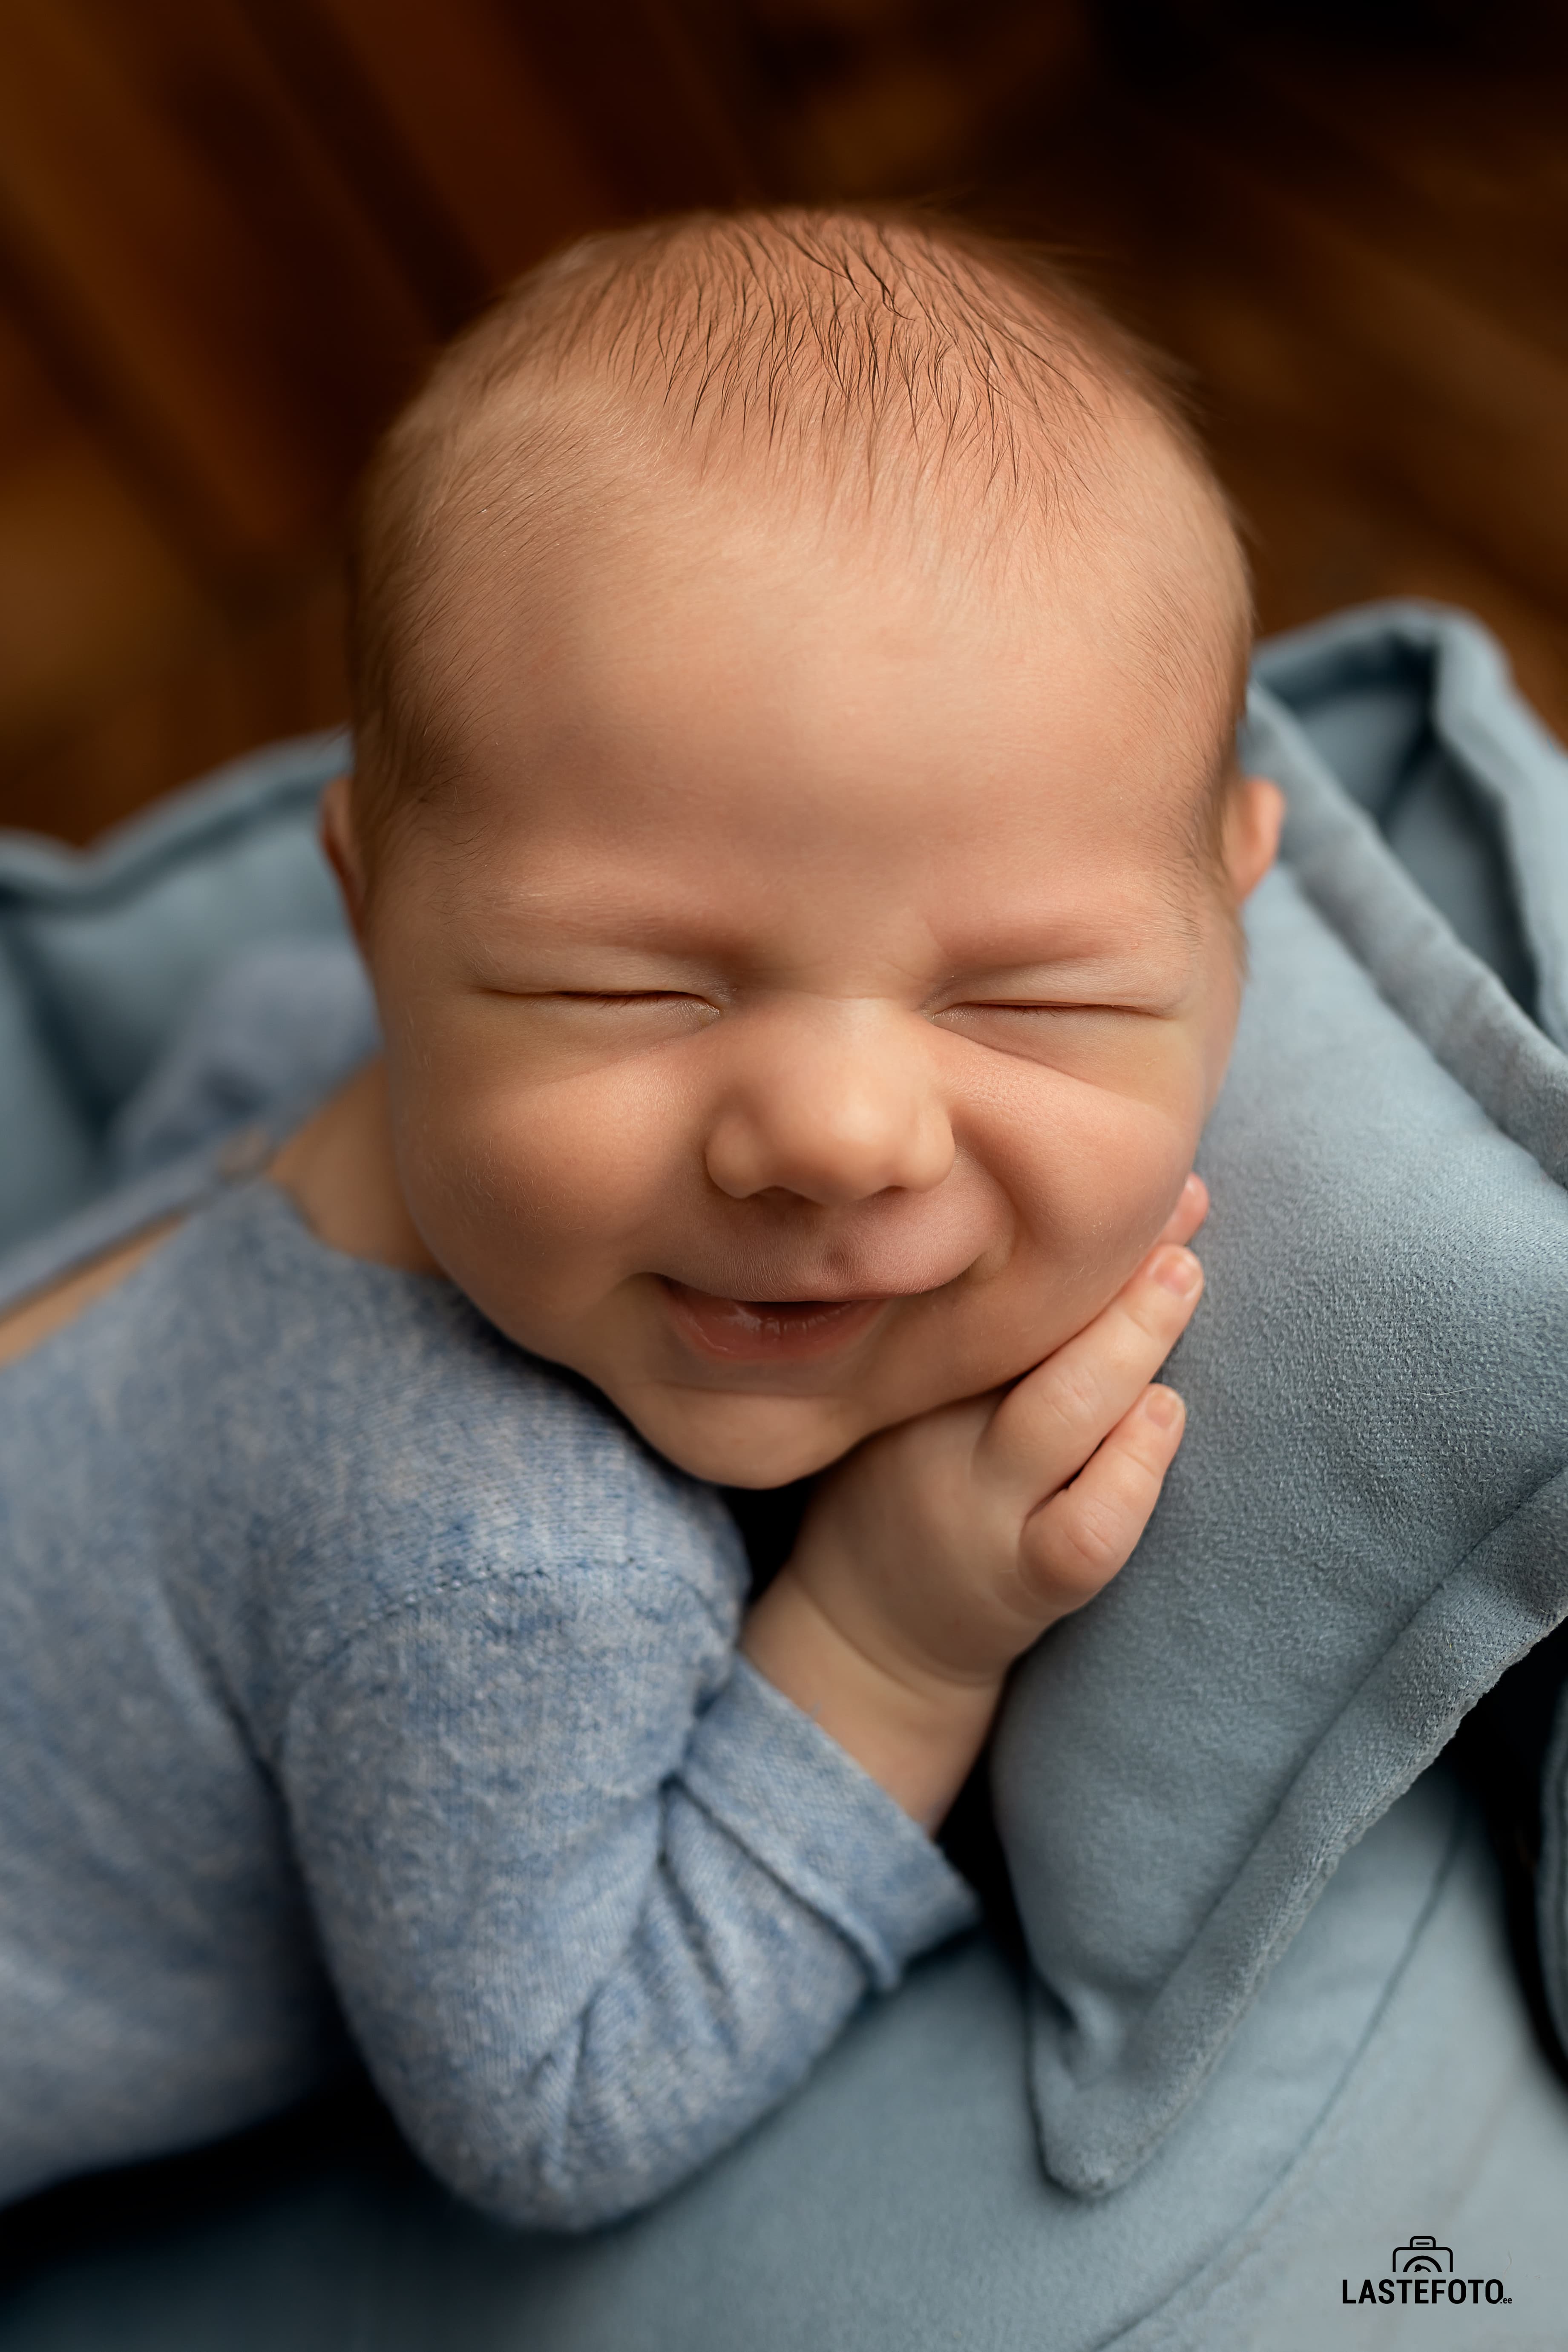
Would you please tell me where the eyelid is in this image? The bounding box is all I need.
[550,988,717,1006]
[939,998,1118,1016]
[475,984,711,1002]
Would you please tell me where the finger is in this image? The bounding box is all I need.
[977,1243,1203,1514]
[1015,1383,1186,1616]
[1156,1173,1208,1250]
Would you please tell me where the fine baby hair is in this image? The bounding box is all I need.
[347,206,1252,867]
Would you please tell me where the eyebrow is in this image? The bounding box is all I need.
[939,948,1198,997]
[464,882,1207,998]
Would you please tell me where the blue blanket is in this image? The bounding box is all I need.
[5,600,1568,2349]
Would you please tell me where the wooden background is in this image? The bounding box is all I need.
[3,0,1568,843]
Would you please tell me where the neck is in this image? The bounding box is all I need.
[269,1058,440,1274]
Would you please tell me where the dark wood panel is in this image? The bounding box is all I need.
[1214,413,1568,745]
[513,0,769,212]
[0,0,437,570]
[0,0,777,839]
[763,0,1091,197]
[3,0,1568,841]
[243,0,616,297]
[0,305,213,781]
[998,39,1568,725]
[1123,112,1568,608]
[1,563,348,845]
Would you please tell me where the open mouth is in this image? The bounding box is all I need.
[659,1280,886,1363]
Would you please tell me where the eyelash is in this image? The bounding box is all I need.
[538,995,1108,1020]
[552,991,705,1006]
[943,1001,1105,1019]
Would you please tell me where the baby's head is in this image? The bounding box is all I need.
[328,207,1282,1486]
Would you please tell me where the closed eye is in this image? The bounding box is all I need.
[938,1001,1136,1022]
[936,998,1155,1070]
[477,987,714,1009]
[499,989,722,1036]
[472,986,720,1067]
[548,991,708,1007]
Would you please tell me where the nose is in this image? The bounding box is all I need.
[703,1000,956,1207]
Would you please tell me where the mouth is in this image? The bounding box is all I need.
[659,1279,890,1364]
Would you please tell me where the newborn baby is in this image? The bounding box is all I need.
[0,208,1280,2227]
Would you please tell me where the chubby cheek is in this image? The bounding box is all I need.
[384,1023,687,1344]
[943,1067,1203,1392]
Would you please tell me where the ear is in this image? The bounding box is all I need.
[320,774,369,947]
[1224,774,1286,904]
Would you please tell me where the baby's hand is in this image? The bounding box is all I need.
[742,1176,1207,1828]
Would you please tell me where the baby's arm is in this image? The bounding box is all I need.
[747,1185,1207,1827]
[280,1200,1200,2235]
[279,1495,974,2234]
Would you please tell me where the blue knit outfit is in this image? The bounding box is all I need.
[0,1172,975,2227]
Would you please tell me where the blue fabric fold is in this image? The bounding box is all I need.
[995,601,1568,2194]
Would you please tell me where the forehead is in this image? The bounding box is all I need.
[397,526,1227,998]
[426,449,1231,841]
[360,405,1249,992]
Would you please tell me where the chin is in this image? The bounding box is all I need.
[621,1383,864,1489]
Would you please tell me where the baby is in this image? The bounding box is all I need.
[0,209,1280,2228]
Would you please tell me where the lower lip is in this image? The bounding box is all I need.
[660,1280,886,1363]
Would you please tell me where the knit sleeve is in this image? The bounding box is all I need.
[276,1554,976,2231]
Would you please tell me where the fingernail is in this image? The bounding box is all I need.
[1143,1385,1184,1429]
[1152,1245,1202,1296]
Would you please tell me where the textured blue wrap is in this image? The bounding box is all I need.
[0,731,351,1251]
[0,1178,974,2225]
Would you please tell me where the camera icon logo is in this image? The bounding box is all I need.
[1392,2237,1453,2276]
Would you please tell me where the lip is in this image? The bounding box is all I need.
[659,1279,889,1364]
